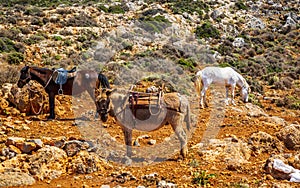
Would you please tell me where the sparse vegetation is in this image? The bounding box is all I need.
[235,1,248,10]
[53,35,63,41]
[0,65,19,86]
[195,22,220,39]
[178,58,196,71]
[276,95,300,110]
[7,52,24,65]
[65,14,98,27]
[192,170,216,186]
[0,37,15,52]
[108,5,126,14]
[248,93,263,108]
[168,0,209,17]
[138,15,171,34]
[0,1,299,186]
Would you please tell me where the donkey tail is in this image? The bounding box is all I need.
[194,70,203,95]
[184,101,191,132]
[98,73,110,89]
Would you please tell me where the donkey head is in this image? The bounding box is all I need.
[17,66,31,88]
[96,88,113,122]
[241,83,251,103]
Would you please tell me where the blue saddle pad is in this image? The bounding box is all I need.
[54,68,76,85]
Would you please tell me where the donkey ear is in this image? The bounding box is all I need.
[106,88,116,96]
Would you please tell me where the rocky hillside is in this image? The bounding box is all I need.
[0,0,299,187]
[0,0,299,108]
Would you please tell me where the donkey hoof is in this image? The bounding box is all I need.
[122,156,132,166]
[47,116,55,120]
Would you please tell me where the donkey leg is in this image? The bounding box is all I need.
[48,93,55,120]
[87,89,99,119]
[123,127,133,158]
[171,118,188,158]
[231,85,236,105]
[200,87,207,108]
[225,87,230,105]
[201,87,209,108]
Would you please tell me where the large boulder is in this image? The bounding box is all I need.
[194,137,251,170]
[248,131,284,155]
[1,82,72,116]
[3,82,47,114]
[27,146,68,181]
[276,124,300,150]
[0,146,68,181]
[0,172,35,187]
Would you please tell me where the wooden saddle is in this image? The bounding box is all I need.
[127,85,164,115]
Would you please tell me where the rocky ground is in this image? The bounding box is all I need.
[0,0,299,187]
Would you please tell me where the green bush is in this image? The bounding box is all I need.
[192,170,216,186]
[108,5,125,14]
[98,4,109,13]
[24,7,43,16]
[63,39,72,46]
[248,93,263,108]
[7,52,24,65]
[235,1,248,10]
[65,14,98,27]
[276,96,300,110]
[23,34,45,45]
[53,35,63,41]
[0,37,15,52]
[138,15,171,34]
[0,0,105,7]
[178,58,196,70]
[195,22,220,39]
[169,0,209,17]
[121,41,133,51]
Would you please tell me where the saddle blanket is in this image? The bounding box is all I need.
[53,67,76,85]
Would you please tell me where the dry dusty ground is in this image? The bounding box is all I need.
[4,86,300,188]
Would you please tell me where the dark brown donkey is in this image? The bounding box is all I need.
[17,66,110,120]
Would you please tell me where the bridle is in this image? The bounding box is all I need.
[96,88,112,116]
[19,69,32,85]
[97,97,110,114]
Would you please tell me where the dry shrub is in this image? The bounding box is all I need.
[276,95,300,110]
[274,77,293,90]
[0,65,19,87]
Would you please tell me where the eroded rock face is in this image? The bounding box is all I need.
[67,150,105,174]
[2,82,46,114]
[26,146,68,181]
[0,136,110,186]
[195,137,251,170]
[276,124,300,150]
[1,82,72,116]
[248,131,284,155]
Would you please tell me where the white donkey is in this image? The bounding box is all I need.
[193,67,250,108]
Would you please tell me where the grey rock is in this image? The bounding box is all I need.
[148,139,156,145]
[27,139,44,149]
[245,103,267,117]
[232,37,245,48]
[63,140,83,157]
[157,180,177,188]
[247,16,265,29]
